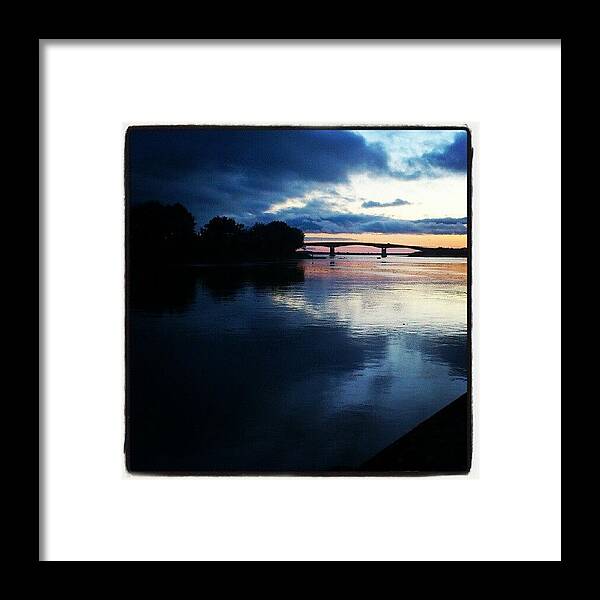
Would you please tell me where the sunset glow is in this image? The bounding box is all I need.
[305,232,467,250]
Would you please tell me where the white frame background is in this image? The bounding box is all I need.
[41,40,561,561]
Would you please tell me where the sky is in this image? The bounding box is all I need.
[128,128,469,248]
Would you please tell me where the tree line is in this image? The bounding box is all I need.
[129,202,305,265]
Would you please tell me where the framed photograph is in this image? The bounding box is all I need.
[41,40,561,561]
[125,125,472,475]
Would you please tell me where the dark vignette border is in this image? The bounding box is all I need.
[123,124,474,477]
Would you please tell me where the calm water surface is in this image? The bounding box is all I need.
[128,256,468,472]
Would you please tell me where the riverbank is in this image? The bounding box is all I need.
[360,393,472,475]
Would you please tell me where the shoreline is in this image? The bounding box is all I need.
[133,252,468,271]
[359,393,471,474]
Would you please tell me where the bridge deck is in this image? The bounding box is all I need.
[303,241,426,251]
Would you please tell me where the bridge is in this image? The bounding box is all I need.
[303,241,427,258]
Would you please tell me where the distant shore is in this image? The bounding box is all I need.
[302,249,467,258]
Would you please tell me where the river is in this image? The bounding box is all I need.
[127,256,468,472]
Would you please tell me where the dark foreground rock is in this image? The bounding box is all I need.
[360,393,472,475]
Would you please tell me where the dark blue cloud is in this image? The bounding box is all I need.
[130,128,390,182]
[403,131,468,177]
[361,198,411,208]
[420,131,468,172]
[128,128,390,224]
[270,201,467,234]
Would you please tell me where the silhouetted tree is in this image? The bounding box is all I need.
[197,216,304,260]
[200,216,245,238]
[129,202,305,265]
[246,221,304,257]
[197,216,246,258]
[129,202,197,265]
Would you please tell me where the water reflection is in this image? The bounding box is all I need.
[129,262,305,309]
[127,257,468,472]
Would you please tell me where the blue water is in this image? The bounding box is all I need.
[127,256,468,472]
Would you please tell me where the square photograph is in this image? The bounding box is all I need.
[125,126,472,475]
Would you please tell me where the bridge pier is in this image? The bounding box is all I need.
[329,245,335,257]
[381,247,387,258]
